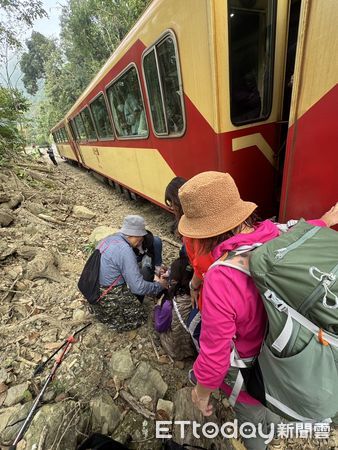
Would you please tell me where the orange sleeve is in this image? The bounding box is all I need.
[183,237,214,280]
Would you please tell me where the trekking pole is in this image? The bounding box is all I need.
[33,322,92,376]
[9,322,92,450]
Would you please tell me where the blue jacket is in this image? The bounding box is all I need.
[97,232,162,296]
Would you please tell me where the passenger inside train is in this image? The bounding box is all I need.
[107,67,148,137]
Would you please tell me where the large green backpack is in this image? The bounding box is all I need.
[211,220,338,422]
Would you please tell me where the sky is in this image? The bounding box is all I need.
[0,1,62,90]
[31,0,62,38]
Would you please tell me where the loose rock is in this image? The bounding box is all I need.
[72,205,96,219]
[109,348,135,381]
[128,362,168,401]
[3,382,30,407]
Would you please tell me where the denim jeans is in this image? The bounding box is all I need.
[137,235,163,281]
[136,235,163,302]
[152,235,163,267]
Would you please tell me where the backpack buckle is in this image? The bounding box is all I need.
[264,290,287,311]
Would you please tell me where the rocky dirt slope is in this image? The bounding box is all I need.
[0,156,336,450]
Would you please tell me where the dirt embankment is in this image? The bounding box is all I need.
[0,157,336,450]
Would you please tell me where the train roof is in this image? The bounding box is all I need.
[51,118,66,133]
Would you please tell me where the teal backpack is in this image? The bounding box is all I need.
[210,220,338,422]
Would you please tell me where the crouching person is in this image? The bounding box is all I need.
[154,249,197,360]
[92,215,167,332]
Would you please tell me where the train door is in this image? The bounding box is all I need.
[276,0,301,196]
[215,0,289,217]
[279,0,338,222]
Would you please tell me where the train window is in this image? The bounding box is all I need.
[69,119,79,140]
[56,130,62,143]
[74,115,87,141]
[61,127,68,142]
[90,94,114,139]
[143,50,166,134]
[143,33,185,137]
[228,0,276,125]
[106,66,148,138]
[80,108,97,140]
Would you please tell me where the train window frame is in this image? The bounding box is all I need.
[74,113,88,142]
[64,126,70,142]
[61,127,68,142]
[69,119,79,141]
[228,0,277,126]
[64,128,69,142]
[105,62,149,141]
[88,91,115,141]
[71,117,80,141]
[142,29,186,139]
[79,106,98,142]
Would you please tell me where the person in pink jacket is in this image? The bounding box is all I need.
[177,171,338,450]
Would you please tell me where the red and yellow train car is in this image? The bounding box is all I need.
[51,0,338,220]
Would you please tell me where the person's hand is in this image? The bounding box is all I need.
[190,287,200,308]
[320,202,338,227]
[155,265,169,277]
[191,387,213,416]
[155,274,169,290]
[189,279,200,308]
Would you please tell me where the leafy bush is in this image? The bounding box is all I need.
[0,87,29,161]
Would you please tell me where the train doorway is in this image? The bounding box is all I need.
[275,0,302,208]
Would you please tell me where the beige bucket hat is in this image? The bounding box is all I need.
[178,171,257,239]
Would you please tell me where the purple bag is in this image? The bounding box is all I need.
[154,300,173,332]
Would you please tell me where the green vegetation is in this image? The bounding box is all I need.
[20,32,57,96]
[0,0,47,53]
[0,0,151,160]
[0,87,29,161]
[82,241,96,255]
[23,0,151,143]
[0,0,47,161]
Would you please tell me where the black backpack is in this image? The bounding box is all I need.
[77,434,212,450]
[78,249,102,304]
[77,433,129,449]
[162,440,212,450]
[78,239,122,304]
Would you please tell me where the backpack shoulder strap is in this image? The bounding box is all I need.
[96,274,123,303]
[97,235,121,254]
[209,252,251,276]
[208,243,263,276]
[211,258,251,276]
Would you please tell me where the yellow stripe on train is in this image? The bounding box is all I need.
[77,145,175,205]
[57,144,77,162]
